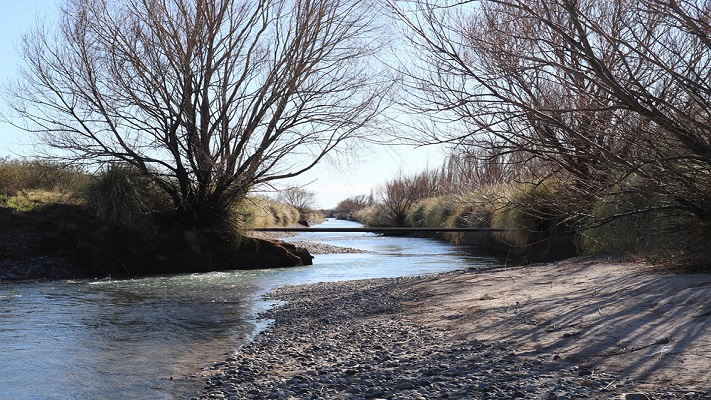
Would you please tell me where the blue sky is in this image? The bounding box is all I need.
[0,1,444,209]
[0,1,54,156]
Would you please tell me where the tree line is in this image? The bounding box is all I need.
[4,0,711,259]
[390,0,711,227]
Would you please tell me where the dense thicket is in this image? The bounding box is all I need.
[0,158,86,197]
[370,0,711,262]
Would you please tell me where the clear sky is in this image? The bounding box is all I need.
[0,1,446,209]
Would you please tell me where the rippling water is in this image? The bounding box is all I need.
[0,219,504,399]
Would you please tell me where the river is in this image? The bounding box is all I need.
[0,219,505,399]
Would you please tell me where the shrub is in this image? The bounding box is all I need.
[579,177,681,255]
[0,190,82,212]
[333,194,374,220]
[269,202,300,226]
[405,197,439,227]
[451,190,497,228]
[0,158,87,197]
[234,196,275,229]
[422,195,459,228]
[83,164,169,229]
[443,195,494,245]
[353,205,391,227]
[233,196,303,229]
[489,182,563,249]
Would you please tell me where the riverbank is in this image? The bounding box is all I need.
[248,226,367,255]
[195,256,711,399]
[0,206,316,281]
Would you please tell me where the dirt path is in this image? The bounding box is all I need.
[404,256,711,391]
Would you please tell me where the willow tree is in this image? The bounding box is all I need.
[8,0,389,227]
[389,0,711,223]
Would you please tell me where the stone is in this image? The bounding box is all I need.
[395,381,415,390]
[623,394,650,400]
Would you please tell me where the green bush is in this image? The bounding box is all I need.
[444,194,494,245]
[0,158,87,197]
[0,195,41,212]
[422,196,459,228]
[489,182,562,249]
[83,165,168,229]
[449,191,495,229]
[579,179,676,255]
[405,197,439,227]
[233,196,303,229]
[353,205,389,226]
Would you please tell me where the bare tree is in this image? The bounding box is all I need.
[388,1,636,187]
[333,194,374,219]
[378,172,437,226]
[439,147,540,191]
[8,0,390,228]
[277,187,317,214]
[389,0,711,224]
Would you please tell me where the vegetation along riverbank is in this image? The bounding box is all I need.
[4,0,711,276]
[331,166,711,268]
[0,159,320,280]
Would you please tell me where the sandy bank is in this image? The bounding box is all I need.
[195,257,711,399]
[405,256,711,392]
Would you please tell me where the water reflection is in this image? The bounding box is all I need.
[0,219,503,399]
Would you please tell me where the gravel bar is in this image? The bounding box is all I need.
[193,274,709,400]
[287,240,367,255]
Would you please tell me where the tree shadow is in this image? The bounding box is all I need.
[410,260,711,390]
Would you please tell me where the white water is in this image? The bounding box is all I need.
[0,219,504,399]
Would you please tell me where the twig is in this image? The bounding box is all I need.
[592,337,673,357]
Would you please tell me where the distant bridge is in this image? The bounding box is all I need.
[250,227,511,233]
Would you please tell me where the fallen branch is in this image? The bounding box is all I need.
[592,337,673,357]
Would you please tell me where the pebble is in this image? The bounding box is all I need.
[287,240,367,254]
[624,394,651,400]
[192,276,710,400]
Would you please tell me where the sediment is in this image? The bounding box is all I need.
[194,270,709,400]
[286,240,367,255]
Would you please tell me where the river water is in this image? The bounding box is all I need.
[0,219,504,399]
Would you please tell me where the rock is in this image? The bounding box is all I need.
[236,237,313,267]
[395,381,415,390]
[623,394,650,400]
[286,240,367,255]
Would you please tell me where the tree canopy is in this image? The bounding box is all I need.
[389,0,711,225]
[8,0,390,226]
